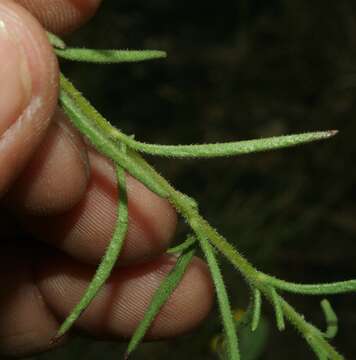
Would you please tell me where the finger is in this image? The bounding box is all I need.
[35,251,214,340]
[0,241,61,357]
[4,107,90,215]
[0,1,58,197]
[14,0,103,34]
[20,149,178,265]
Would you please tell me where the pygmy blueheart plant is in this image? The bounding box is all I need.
[47,31,355,360]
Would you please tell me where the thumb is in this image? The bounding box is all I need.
[0,0,58,197]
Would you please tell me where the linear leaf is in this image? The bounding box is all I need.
[251,288,262,331]
[52,165,128,341]
[65,90,337,160]
[197,232,240,360]
[265,275,356,295]
[55,48,166,63]
[47,31,66,49]
[270,288,285,331]
[125,246,196,358]
[321,299,338,339]
[167,234,197,254]
[111,130,338,158]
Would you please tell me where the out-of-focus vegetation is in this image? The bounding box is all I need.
[28,0,356,359]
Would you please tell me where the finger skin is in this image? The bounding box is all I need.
[0,0,58,197]
[0,239,213,357]
[0,241,61,357]
[14,0,103,34]
[35,252,214,340]
[19,149,178,265]
[4,108,90,215]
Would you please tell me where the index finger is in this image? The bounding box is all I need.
[14,0,103,34]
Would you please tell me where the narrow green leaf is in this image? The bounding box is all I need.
[197,232,240,360]
[265,275,356,295]
[47,31,66,49]
[110,130,338,158]
[167,234,197,254]
[65,89,337,160]
[321,299,338,339]
[251,288,262,331]
[270,288,285,331]
[125,246,196,358]
[55,48,166,63]
[52,164,128,341]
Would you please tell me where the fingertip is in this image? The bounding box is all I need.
[15,0,103,34]
[0,241,62,357]
[0,0,58,196]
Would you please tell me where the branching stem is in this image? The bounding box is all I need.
[52,34,353,360]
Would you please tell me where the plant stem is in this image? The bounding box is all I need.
[58,70,348,360]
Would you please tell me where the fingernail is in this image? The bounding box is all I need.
[0,15,32,136]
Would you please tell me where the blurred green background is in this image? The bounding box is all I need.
[28,0,356,359]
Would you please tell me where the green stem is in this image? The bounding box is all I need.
[59,75,169,198]
[60,74,261,282]
[58,70,348,360]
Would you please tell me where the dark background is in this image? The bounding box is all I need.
[29,0,356,359]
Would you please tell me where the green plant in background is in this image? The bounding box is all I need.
[47,32,356,360]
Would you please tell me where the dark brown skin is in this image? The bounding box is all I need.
[0,0,213,356]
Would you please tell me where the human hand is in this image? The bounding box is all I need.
[0,1,213,356]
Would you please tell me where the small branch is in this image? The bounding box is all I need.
[58,66,350,360]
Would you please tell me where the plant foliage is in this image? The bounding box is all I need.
[48,31,355,360]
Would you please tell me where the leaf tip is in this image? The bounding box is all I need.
[325,130,339,138]
[49,333,64,345]
[277,322,286,331]
[156,50,167,59]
